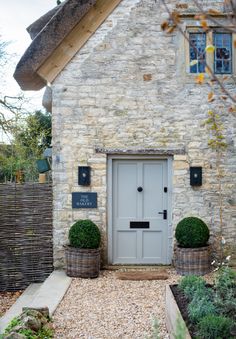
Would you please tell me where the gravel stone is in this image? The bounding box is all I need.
[53,269,182,338]
[0,291,23,317]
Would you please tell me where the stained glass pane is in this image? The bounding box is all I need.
[189,33,206,73]
[214,33,232,74]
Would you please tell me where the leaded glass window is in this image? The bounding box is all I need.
[214,33,232,74]
[189,33,206,73]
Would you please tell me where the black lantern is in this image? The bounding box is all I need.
[190,167,202,186]
[78,166,91,186]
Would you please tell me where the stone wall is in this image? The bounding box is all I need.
[51,0,236,267]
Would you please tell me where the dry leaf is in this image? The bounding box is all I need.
[200,20,208,30]
[171,11,181,24]
[176,4,188,9]
[167,26,176,34]
[161,21,169,31]
[190,60,198,66]
[205,45,215,53]
[195,73,205,84]
[208,92,214,102]
[229,106,236,113]
[143,74,152,81]
[208,9,221,15]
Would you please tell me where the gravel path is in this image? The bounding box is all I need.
[0,291,23,317]
[53,269,181,339]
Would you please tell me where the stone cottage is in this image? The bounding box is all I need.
[14,0,236,268]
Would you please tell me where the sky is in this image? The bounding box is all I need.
[0,0,57,103]
[0,0,57,141]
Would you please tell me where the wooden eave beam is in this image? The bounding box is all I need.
[37,0,122,84]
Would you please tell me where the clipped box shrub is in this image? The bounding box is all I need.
[65,219,101,278]
[175,217,209,248]
[69,219,101,249]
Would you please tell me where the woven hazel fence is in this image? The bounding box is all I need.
[0,183,53,291]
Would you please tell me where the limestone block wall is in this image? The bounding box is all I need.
[51,0,236,267]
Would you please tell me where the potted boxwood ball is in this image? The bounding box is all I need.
[65,219,101,278]
[174,217,211,276]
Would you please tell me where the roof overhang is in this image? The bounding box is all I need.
[13,0,96,90]
[14,0,123,91]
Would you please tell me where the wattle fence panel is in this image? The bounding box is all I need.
[0,183,53,291]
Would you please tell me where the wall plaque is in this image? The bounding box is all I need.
[72,192,97,208]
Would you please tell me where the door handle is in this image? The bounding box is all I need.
[137,187,143,192]
[158,210,167,220]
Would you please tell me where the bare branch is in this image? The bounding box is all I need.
[160,0,236,105]
[192,0,236,33]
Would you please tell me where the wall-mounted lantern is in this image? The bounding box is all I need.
[190,167,202,186]
[78,166,91,186]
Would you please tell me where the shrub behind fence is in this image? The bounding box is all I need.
[0,183,53,291]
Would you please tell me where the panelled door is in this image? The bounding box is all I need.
[112,159,168,264]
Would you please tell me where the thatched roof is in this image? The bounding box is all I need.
[14,0,96,90]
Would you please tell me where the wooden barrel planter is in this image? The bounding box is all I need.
[65,246,100,278]
[175,246,211,276]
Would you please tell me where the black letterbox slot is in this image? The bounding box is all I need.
[130,221,150,229]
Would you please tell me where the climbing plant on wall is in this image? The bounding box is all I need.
[159,0,236,264]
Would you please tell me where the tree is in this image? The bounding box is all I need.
[15,110,52,159]
[0,110,52,182]
[0,36,52,182]
[0,37,28,135]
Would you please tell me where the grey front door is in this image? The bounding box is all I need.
[112,159,168,264]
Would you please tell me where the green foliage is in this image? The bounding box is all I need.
[174,315,186,339]
[178,275,206,300]
[178,275,213,301]
[179,271,236,338]
[3,314,53,338]
[4,317,19,333]
[215,266,236,296]
[214,294,236,322]
[196,314,235,339]
[146,318,160,339]
[214,267,236,320]
[175,217,209,248]
[205,110,227,150]
[7,327,53,339]
[0,110,51,182]
[188,296,216,324]
[14,110,51,158]
[69,219,101,249]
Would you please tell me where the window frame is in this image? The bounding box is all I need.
[213,31,232,74]
[189,31,207,73]
[186,27,235,75]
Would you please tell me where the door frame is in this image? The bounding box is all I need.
[107,155,173,265]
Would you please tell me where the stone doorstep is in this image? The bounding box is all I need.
[0,270,72,334]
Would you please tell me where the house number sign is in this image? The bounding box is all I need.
[72,192,97,208]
